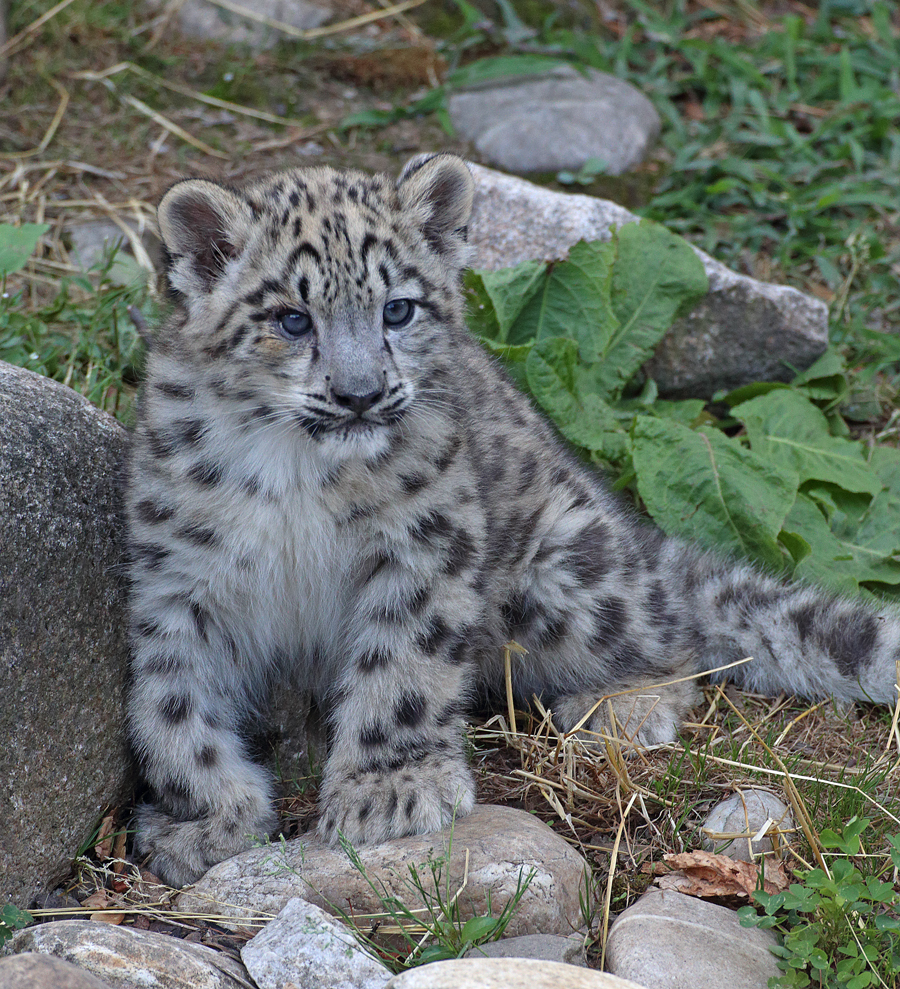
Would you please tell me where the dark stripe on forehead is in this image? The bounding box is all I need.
[360,232,383,265]
[288,242,322,267]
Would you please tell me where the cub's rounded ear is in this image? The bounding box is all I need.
[397,154,474,259]
[156,179,254,295]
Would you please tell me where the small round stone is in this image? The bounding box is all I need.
[701,789,794,861]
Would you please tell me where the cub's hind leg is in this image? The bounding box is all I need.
[128,589,278,887]
[497,496,700,747]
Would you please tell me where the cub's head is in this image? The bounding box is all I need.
[153,154,473,461]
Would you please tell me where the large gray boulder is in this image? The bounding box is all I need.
[467,165,828,398]
[0,362,133,908]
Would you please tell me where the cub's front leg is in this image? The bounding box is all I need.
[317,571,480,846]
[128,584,278,887]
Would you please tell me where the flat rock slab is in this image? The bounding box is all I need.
[467,165,828,398]
[450,67,660,175]
[605,888,780,989]
[385,959,648,988]
[0,953,115,989]
[178,804,589,938]
[8,920,254,989]
[0,362,132,907]
[241,898,390,989]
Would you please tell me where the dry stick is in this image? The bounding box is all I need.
[0,76,69,160]
[119,93,228,159]
[883,660,900,759]
[599,790,638,972]
[502,640,527,742]
[713,685,830,875]
[73,62,313,129]
[202,0,429,42]
[772,699,830,749]
[0,0,79,59]
[566,656,754,735]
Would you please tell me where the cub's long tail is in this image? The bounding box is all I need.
[672,548,900,706]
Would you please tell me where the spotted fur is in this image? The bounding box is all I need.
[128,154,900,886]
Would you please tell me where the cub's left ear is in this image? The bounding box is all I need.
[397,154,474,259]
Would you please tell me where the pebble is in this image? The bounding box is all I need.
[701,789,794,861]
[0,953,114,989]
[241,898,390,989]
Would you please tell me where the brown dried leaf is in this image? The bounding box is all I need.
[654,849,790,899]
[90,911,125,925]
[93,813,116,859]
[80,891,112,910]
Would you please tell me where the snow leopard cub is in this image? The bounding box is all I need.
[127,153,899,886]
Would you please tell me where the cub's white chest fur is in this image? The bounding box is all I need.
[206,441,352,669]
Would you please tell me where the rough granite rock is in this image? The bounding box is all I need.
[7,921,255,989]
[178,804,589,938]
[0,362,132,908]
[241,898,391,989]
[0,953,115,989]
[467,165,828,397]
[385,959,648,988]
[605,888,781,989]
[449,67,660,175]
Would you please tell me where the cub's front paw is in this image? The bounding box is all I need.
[317,752,476,847]
[134,801,278,888]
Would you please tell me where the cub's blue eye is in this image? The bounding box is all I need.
[383,299,414,328]
[276,311,312,339]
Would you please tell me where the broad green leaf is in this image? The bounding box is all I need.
[791,348,847,402]
[526,336,579,413]
[525,337,622,452]
[470,260,547,342]
[734,389,880,496]
[782,494,900,595]
[0,223,49,276]
[513,240,618,359]
[719,381,788,406]
[477,337,531,390]
[447,55,568,89]
[598,221,708,398]
[465,270,501,339]
[460,915,499,942]
[632,417,797,570]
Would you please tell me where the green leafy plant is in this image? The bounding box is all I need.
[557,156,609,186]
[739,820,900,988]
[0,903,33,946]
[465,222,900,600]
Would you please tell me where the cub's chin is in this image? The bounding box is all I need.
[316,420,394,463]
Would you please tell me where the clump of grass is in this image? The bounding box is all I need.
[0,257,149,422]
